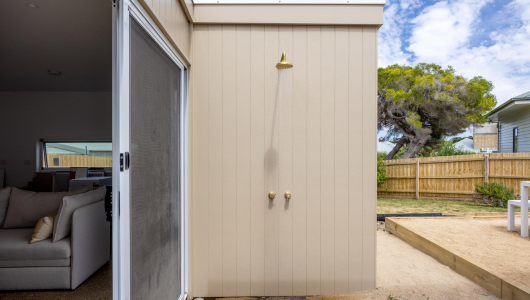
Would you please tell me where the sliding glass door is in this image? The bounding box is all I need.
[113,1,187,299]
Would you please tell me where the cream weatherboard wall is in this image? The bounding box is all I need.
[139,0,192,63]
[192,25,378,297]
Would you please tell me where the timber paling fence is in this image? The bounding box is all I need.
[45,154,112,168]
[378,153,530,201]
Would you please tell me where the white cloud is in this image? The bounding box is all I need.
[380,0,530,105]
[398,0,421,10]
[378,0,417,67]
[407,0,490,63]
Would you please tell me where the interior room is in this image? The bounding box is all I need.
[0,0,113,297]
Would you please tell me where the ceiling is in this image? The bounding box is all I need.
[0,0,111,92]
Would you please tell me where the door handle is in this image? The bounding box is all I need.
[268,191,276,200]
[285,191,291,200]
[119,152,130,171]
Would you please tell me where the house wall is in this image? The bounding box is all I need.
[498,105,530,153]
[139,0,192,64]
[179,0,194,22]
[474,134,498,149]
[0,92,112,188]
[474,122,497,134]
[136,2,381,297]
[192,4,384,25]
[191,24,377,297]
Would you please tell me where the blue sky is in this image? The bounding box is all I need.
[379,0,530,106]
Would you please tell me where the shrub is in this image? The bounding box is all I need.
[474,182,515,207]
[377,155,389,188]
[421,141,476,157]
[377,151,388,161]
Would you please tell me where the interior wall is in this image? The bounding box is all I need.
[192,24,377,297]
[0,92,112,188]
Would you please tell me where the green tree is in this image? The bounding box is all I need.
[378,63,496,159]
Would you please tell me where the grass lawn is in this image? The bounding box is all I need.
[378,198,520,214]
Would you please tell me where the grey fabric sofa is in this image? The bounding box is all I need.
[0,200,110,290]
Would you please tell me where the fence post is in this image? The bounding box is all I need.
[485,155,489,183]
[416,160,420,199]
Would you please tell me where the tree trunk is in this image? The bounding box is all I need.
[384,136,407,160]
[400,135,430,159]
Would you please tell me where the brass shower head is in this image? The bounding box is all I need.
[276,52,293,69]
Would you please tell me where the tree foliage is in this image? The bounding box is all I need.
[376,153,389,188]
[381,140,476,160]
[378,63,496,159]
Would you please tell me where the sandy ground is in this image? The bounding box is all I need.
[0,225,497,300]
[314,225,496,300]
[397,216,530,292]
[220,225,496,300]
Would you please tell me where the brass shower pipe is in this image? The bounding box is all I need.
[266,52,294,202]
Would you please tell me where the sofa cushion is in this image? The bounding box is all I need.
[0,228,71,267]
[0,258,70,268]
[2,188,87,229]
[53,186,106,242]
[0,187,10,227]
[31,213,56,244]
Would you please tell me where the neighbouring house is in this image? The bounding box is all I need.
[454,138,480,153]
[473,123,498,152]
[488,91,530,153]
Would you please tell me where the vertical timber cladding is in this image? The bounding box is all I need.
[192,25,378,297]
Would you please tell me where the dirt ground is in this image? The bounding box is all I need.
[312,225,496,300]
[396,216,530,293]
[220,225,497,300]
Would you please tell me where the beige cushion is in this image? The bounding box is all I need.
[2,188,88,229]
[31,213,56,244]
[0,187,11,227]
[53,186,107,242]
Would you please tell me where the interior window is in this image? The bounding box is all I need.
[41,141,112,169]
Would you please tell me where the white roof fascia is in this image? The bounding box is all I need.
[488,102,514,121]
[489,100,530,122]
[194,0,386,4]
[515,100,530,105]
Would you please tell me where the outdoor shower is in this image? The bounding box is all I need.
[276,52,293,69]
[267,52,293,202]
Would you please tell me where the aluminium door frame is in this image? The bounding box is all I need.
[113,0,189,299]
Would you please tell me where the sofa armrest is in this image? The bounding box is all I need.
[71,200,110,289]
